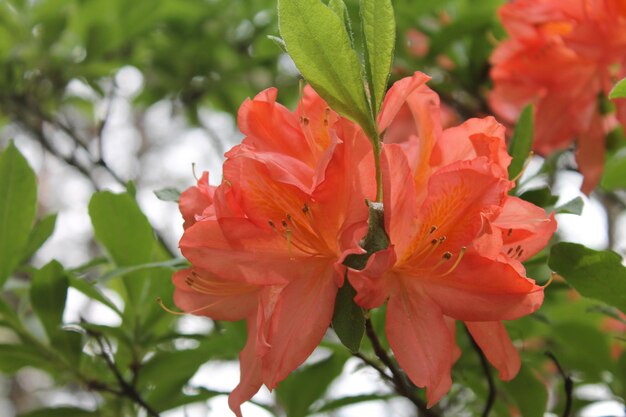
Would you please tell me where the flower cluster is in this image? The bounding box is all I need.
[174,72,556,415]
[489,0,626,193]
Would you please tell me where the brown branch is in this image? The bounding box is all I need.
[90,332,161,417]
[364,318,441,417]
[545,351,573,417]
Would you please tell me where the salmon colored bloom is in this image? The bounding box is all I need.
[350,72,556,405]
[173,87,375,416]
[489,0,626,193]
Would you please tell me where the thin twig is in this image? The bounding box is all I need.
[91,332,161,417]
[466,327,496,417]
[352,351,394,382]
[364,318,441,417]
[545,351,573,417]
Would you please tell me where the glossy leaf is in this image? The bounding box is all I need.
[508,104,534,181]
[276,352,348,417]
[30,260,69,339]
[0,142,37,287]
[68,273,124,317]
[549,242,626,313]
[332,279,365,352]
[278,0,375,138]
[360,0,395,115]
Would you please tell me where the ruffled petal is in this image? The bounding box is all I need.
[422,252,544,321]
[466,321,521,381]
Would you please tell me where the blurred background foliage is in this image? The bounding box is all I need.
[0,0,625,416]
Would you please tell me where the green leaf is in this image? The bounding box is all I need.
[609,76,626,99]
[154,187,181,203]
[332,278,364,352]
[21,214,57,263]
[267,35,287,52]
[552,322,613,379]
[506,363,548,417]
[278,0,375,138]
[0,344,54,374]
[0,142,37,287]
[0,296,24,332]
[30,260,69,340]
[68,273,123,317]
[601,148,626,190]
[360,0,395,116]
[549,242,626,312]
[328,0,354,47]
[18,407,98,417]
[88,191,168,312]
[276,352,348,417]
[554,197,584,215]
[518,187,558,208]
[508,105,534,181]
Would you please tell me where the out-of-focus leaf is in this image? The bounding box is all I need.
[549,242,626,312]
[30,260,69,340]
[154,187,181,203]
[279,0,375,138]
[518,187,558,208]
[332,279,364,352]
[508,104,534,181]
[21,214,57,263]
[18,407,98,417]
[554,197,584,215]
[609,76,626,99]
[0,297,24,332]
[0,142,37,287]
[360,0,395,115]
[506,363,548,417]
[88,191,170,318]
[98,258,187,281]
[0,344,53,374]
[68,274,123,317]
[601,148,626,190]
[312,393,394,413]
[276,352,348,417]
[552,322,613,379]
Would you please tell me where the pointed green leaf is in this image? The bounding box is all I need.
[68,273,123,317]
[21,214,57,263]
[608,76,626,99]
[508,104,534,181]
[360,0,395,115]
[0,142,37,287]
[549,242,626,312]
[0,344,55,375]
[30,260,69,339]
[332,278,365,352]
[601,148,626,190]
[328,0,354,47]
[154,187,181,203]
[279,0,375,138]
[554,197,584,215]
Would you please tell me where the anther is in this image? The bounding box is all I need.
[439,236,447,243]
[268,220,276,229]
[300,116,310,125]
[507,228,513,237]
[429,225,438,234]
[302,204,310,214]
[507,247,514,255]
[441,247,467,277]
[281,219,289,229]
[442,251,453,260]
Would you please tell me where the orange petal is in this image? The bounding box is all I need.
[387,287,454,406]
[466,321,521,381]
[229,317,263,417]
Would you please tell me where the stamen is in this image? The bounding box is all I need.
[191,162,199,181]
[429,225,438,234]
[429,251,453,271]
[440,247,467,277]
[542,272,557,288]
[157,297,187,316]
[300,116,310,126]
[507,228,513,237]
[507,247,514,255]
[518,249,524,259]
[511,151,534,182]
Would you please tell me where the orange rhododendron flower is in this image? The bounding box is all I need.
[174,87,375,416]
[489,0,626,193]
[350,72,557,405]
